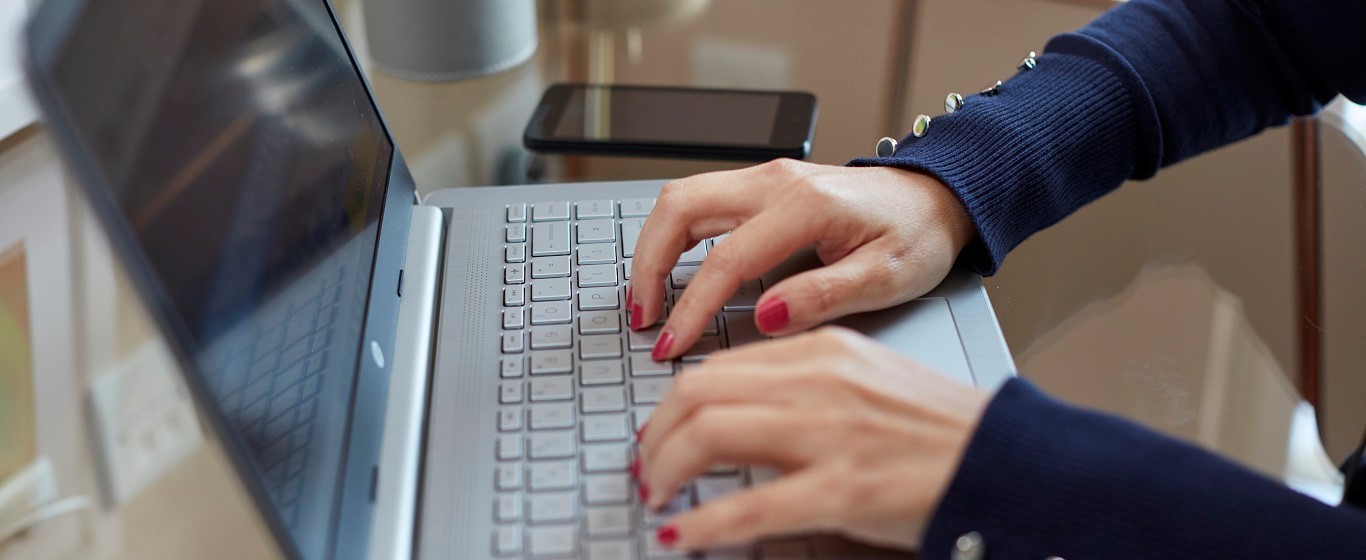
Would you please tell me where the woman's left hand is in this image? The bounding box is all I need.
[635,327,991,552]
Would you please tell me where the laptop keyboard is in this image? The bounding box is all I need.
[496,199,815,559]
[209,265,344,527]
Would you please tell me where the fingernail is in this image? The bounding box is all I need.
[638,482,651,503]
[656,525,679,549]
[630,458,641,479]
[651,332,674,361]
[755,297,789,333]
[629,301,644,330]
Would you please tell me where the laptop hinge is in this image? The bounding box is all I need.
[368,205,442,560]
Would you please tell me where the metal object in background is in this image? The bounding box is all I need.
[362,0,538,82]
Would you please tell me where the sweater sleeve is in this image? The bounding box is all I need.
[848,0,1365,275]
[921,378,1366,559]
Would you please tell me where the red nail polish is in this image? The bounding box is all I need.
[651,332,674,361]
[657,525,679,548]
[755,298,790,333]
[630,458,641,479]
[630,304,644,330]
[639,482,651,503]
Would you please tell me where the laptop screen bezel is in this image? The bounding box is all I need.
[23,0,419,557]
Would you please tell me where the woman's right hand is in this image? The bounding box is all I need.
[627,158,977,360]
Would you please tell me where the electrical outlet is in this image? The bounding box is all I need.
[87,338,202,507]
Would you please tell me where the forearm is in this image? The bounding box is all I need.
[849,0,1365,274]
[921,378,1366,559]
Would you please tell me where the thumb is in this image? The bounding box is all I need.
[753,243,908,336]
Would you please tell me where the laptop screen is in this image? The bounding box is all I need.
[47,0,391,556]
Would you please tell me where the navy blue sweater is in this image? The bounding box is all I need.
[849,0,1366,557]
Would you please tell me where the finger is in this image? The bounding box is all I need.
[642,404,808,510]
[638,363,792,461]
[652,209,823,360]
[628,171,771,330]
[655,469,830,552]
[753,239,911,336]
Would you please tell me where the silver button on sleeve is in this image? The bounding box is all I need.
[951,531,985,560]
[945,92,964,113]
[875,137,898,157]
[911,114,932,138]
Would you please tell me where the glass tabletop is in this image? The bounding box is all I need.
[335,0,1365,492]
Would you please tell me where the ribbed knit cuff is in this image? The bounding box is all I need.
[849,47,1141,275]
[920,378,1366,559]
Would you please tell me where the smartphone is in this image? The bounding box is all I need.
[524,83,818,161]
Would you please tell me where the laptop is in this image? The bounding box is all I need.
[24,0,1016,558]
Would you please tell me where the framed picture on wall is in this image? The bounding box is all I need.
[0,0,40,141]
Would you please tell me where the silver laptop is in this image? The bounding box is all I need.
[24,0,1015,559]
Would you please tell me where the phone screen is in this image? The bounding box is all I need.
[550,87,783,146]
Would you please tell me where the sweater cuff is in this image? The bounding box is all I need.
[848,46,1142,275]
[920,377,1366,559]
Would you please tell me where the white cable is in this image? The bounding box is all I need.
[0,496,94,547]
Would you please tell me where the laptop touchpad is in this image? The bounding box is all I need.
[832,298,976,387]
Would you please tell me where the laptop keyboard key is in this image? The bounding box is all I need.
[528,431,577,459]
[677,242,708,265]
[722,280,763,311]
[584,473,632,505]
[696,475,743,504]
[632,379,672,404]
[579,287,620,311]
[499,407,523,431]
[530,350,573,375]
[579,244,617,265]
[501,332,525,354]
[528,526,577,558]
[582,444,631,472]
[724,312,765,347]
[528,461,577,491]
[497,493,523,523]
[508,203,528,223]
[530,302,572,325]
[530,325,573,350]
[496,464,522,490]
[620,218,645,257]
[531,278,572,301]
[578,219,617,244]
[629,353,672,377]
[495,525,522,556]
[529,403,575,430]
[581,387,626,413]
[588,539,637,560]
[582,414,629,442]
[504,285,526,307]
[578,264,619,288]
[681,336,722,362]
[581,362,625,386]
[507,224,527,243]
[531,256,571,278]
[581,335,623,360]
[585,507,634,537]
[505,264,526,285]
[577,200,616,220]
[529,492,578,524]
[619,198,655,218]
[500,381,524,404]
[529,376,574,402]
[532,222,572,256]
[532,202,570,222]
[580,311,622,335]
[497,434,524,460]
[627,328,663,352]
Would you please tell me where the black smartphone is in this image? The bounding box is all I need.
[524,83,818,161]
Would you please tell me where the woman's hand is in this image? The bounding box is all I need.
[627,159,976,360]
[634,327,991,552]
